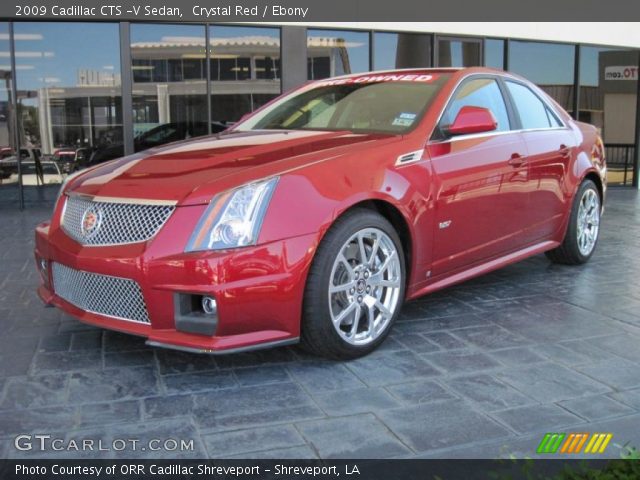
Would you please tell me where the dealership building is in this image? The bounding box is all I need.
[0,22,639,208]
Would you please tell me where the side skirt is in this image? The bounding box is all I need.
[408,240,559,301]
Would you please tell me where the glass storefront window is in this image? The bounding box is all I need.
[0,22,16,205]
[580,46,638,186]
[209,25,281,123]
[484,39,504,69]
[508,40,575,115]
[11,22,122,201]
[119,23,209,164]
[373,32,432,70]
[307,29,369,80]
[2,25,638,208]
[438,37,482,67]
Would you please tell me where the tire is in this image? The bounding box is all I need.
[546,179,601,265]
[301,209,406,359]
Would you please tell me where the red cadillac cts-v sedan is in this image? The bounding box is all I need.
[35,68,606,359]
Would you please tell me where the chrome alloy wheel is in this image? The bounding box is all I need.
[328,228,402,346]
[577,188,600,256]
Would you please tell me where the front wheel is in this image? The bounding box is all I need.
[301,209,406,359]
[546,179,601,265]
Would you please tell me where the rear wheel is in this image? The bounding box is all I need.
[301,209,406,359]
[546,179,601,265]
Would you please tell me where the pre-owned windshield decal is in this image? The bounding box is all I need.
[313,74,436,87]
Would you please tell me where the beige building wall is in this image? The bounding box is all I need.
[603,94,637,144]
[271,23,640,49]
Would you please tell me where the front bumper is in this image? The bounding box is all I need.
[35,208,317,354]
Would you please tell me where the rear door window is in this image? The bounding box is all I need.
[505,81,560,130]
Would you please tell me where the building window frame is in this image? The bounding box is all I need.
[434,34,483,68]
[4,21,640,209]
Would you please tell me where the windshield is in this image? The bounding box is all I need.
[235,73,450,135]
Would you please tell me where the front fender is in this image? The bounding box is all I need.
[258,156,434,289]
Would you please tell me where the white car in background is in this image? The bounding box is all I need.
[16,161,66,186]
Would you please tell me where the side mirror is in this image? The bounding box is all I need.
[446,106,497,136]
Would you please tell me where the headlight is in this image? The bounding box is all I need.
[186,177,279,252]
[54,169,83,213]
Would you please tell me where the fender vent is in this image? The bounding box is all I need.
[396,149,424,165]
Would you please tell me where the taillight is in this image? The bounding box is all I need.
[592,136,605,164]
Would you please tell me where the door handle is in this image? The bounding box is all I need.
[508,153,526,167]
[559,144,571,158]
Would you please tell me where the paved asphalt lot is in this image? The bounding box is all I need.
[0,188,639,459]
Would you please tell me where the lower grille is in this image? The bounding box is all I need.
[51,263,150,324]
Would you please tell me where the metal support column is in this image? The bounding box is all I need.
[281,26,308,93]
[503,39,510,71]
[119,22,134,157]
[572,44,580,120]
[634,50,640,188]
[205,24,212,134]
[9,22,23,210]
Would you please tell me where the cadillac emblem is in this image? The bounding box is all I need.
[80,207,103,239]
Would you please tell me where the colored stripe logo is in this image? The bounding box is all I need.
[537,432,613,454]
[537,433,566,453]
[584,433,613,454]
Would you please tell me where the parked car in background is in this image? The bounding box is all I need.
[20,161,65,186]
[35,68,606,359]
[53,147,94,174]
[89,121,232,165]
[0,147,42,167]
[0,147,13,160]
[0,148,16,184]
[1,148,44,185]
[52,149,77,173]
[0,165,18,184]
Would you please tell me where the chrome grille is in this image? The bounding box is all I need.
[52,263,150,324]
[61,195,175,246]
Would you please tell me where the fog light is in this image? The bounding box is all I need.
[36,257,51,291]
[174,293,218,336]
[201,296,217,315]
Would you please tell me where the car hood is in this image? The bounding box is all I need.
[67,129,400,205]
